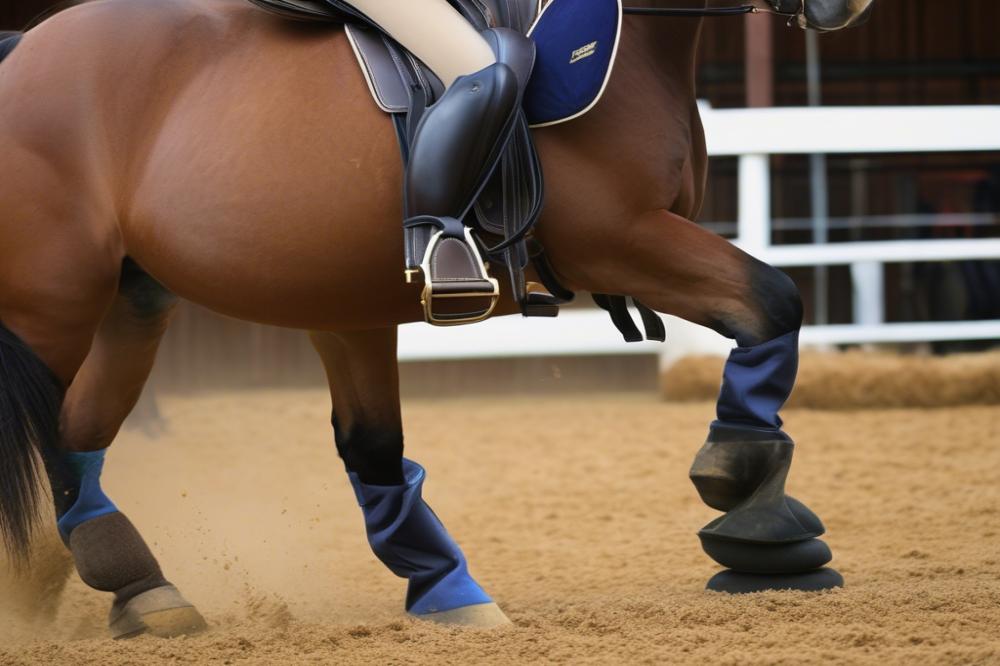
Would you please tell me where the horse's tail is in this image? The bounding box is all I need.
[0,322,63,564]
[0,32,23,64]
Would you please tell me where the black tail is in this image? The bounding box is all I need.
[0,32,22,64]
[0,323,63,564]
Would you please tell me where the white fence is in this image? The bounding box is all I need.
[399,105,1000,364]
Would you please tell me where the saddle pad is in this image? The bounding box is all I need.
[524,0,623,127]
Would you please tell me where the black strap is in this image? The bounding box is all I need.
[529,243,575,303]
[593,294,643,343]
[633,299,666,342]
[622,5,755,17]
[592,295,666,343]
[480,114,543,255]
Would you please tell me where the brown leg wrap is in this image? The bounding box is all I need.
[68,511,169,603]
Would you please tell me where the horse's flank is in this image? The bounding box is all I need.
[0,0,705,333]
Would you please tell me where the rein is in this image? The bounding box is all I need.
[622,1,802,19]
[623,6,754,16]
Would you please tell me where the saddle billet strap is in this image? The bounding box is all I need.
[477,115,543,256]
[592,295,666,343]
[470,107,557,316]
[528,242,575,303]
[593,294,644,343]
[633,299,666,342]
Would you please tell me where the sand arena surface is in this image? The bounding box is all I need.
[1,390,999,664]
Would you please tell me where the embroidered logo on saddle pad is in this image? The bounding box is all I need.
[524,0,622,127]
[570,41,598,64]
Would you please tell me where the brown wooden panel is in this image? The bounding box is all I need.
[698,0,1000,107]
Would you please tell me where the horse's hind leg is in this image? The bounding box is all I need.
[310,328,509,627]
[43,262,206,638]
[574,209,835,583]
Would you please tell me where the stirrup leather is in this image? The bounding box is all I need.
[407,223,500,326]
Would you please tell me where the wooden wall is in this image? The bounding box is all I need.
[698,0,1000,108]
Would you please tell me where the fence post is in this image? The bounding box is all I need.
[737,153,771,256]
[851,260,884,327]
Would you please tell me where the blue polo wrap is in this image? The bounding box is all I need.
[348,458,492,615]
[55,449,118,541]
[716,329,799,431]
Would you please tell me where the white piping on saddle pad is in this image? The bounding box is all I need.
[526,0,624,129]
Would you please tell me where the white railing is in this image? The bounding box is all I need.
[398,105,1000,363]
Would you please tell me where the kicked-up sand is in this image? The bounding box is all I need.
[1,389,999,664]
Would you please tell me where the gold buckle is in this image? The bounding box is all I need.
[417,228,500,326]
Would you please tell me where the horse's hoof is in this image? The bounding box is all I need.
[109,584,208,639]
[698,535,832,574]
[413,601,512,628]
[706,567,844,594]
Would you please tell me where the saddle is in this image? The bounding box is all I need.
[244,0,665,342]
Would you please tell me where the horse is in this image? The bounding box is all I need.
[0,0,874,635]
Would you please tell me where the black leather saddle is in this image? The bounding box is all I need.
[244,0,666,341]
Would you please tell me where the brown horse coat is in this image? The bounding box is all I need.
[0,0,721,382]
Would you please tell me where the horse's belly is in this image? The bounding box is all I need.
[124,29,430,330]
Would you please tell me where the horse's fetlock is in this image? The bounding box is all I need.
[332,417,404,485]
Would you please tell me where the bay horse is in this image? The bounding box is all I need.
[0,0,873,635]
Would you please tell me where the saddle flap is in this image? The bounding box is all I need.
[345,25,444,114]
[524,0,623,127]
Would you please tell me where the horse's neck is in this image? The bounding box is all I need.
[622,12,702,97]
[582,13,706,214]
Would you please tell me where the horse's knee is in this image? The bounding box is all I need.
[332,418,404,485]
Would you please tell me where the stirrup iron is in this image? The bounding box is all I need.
[408,222,500,326]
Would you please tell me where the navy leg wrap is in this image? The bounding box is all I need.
[55,449,118,542]
[715,329,799,431]
[349,459,492,615]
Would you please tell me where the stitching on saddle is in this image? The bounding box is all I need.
[406,53,430,91]
[383,36,408,81]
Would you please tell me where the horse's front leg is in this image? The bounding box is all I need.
[566,209,838,591]
[309,328,510,626]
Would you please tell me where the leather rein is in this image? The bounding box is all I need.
[622,1,802,19]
